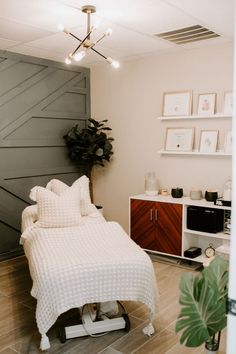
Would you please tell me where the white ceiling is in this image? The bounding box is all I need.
[0,0,234,67]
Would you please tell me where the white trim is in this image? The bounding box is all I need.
[159,150,231,156]
[158,113,231,120]
[227,5,236,353]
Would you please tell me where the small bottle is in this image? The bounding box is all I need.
[145,172,159,196]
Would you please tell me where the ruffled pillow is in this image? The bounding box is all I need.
[21,204,38,233]
[29,185,82,228]
[46,175,92,216]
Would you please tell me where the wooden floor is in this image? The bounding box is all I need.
[0,255,226,354]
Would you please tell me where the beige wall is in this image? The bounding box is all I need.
[91,43,233,232]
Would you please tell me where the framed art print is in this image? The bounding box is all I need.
[199,130,218,153]
[165,127,194,151]
[197,93,216,116]
[162,91,192,117]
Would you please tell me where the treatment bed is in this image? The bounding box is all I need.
[20,176,159,350]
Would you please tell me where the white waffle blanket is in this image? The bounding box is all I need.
[21,215,158,349]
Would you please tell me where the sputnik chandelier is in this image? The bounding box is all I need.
[58,5,120,68]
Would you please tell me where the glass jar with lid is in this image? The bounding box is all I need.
[145,172,159,196]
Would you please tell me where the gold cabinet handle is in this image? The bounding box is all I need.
[150,209,153,221]
[155,209,158,221]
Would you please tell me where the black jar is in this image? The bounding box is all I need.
[205,191,218,202]
[171,188,183,198]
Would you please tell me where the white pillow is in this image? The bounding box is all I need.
[29,185,82,228]
[21,205,38,233]
[46,175,92,216]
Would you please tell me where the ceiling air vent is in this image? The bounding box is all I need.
[155,25,220,44]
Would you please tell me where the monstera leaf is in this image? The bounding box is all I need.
[203,256,228,298]
[176,256,228,347]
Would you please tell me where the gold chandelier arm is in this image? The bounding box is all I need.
[67,29,107,59]
[91,33,106,47]
[67,32,82,42]
[71,42,84,56]
[68,28,94,56]
[91,28,112,48]
[90,47,107,60]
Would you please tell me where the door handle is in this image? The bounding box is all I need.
[155,209,158,221]
[150,209,153,221]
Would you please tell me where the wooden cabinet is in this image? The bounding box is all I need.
[130,199,182,256]
[130,195,231,263]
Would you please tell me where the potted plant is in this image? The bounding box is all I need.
[175,256,228,354]
[63,118,114,201]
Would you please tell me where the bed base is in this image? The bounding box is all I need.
[59,303,130,343]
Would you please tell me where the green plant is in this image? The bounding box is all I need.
[63,118,114,168]
[175,256,228,349]
[63,118,114,201]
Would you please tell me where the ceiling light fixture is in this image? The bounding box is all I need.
[58,5,120,68]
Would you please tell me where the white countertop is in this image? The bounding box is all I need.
[130,194,231,210]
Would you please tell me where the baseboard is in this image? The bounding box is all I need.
[148,252,202,271]
[0,248,24,262]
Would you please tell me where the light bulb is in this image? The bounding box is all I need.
[74,51,86,62]
[57,23,69,34]
[105,28,113,36]
[106,57,120,69]
[112,60,120,69]
[65,57,72,65]
[57,23,65,32]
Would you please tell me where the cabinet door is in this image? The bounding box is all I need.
[130,199,157,250]
[155,202,182,256]
[130,199,182,256]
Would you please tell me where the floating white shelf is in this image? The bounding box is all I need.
[186,254,222,264]
[159,150,232,156]
[184,254,206,263]
[184,228,230,241]
[158,113,232,120]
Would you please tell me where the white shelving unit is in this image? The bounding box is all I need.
[159,150,232,156]
[130,194,231,264]
[183,228,230,241]
[158,113,231,121]
[182,199,231,264]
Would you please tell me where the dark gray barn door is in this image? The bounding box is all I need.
[0,51,90,260]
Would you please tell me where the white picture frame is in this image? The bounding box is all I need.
[165,127,194,151]
[224,131,232,153]
[162,91,192,117]
[223,91,233,116]
[199,130,218,153]
[197,93,216,116]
